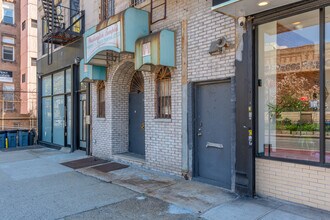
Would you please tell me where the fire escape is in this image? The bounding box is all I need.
[42,0,85,65]
[131,0,167,24]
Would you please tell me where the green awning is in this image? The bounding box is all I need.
[84,7,150,66]
[135,29,176,71]
[79,59,106,82]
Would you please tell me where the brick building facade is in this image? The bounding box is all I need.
[37,0,330,212]
[88,0,236,178]
[0,0,37,130]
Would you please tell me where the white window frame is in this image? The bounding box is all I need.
[2,2,15,25]
[3,84,15,112]
[2,45,15,62]
[2,36,15,45]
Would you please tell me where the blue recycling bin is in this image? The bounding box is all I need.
[0,131,6,148]
[18,130,29,147]
[7,130,17,148]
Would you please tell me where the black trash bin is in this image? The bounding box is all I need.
[28,129,36,146]
[18,130,29,147]
[7,130,17,148]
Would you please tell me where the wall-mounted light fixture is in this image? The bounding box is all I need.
[209,36,231,55]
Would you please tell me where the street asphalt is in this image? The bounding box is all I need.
[0,146,329,220]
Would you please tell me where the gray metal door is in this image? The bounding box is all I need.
[129,72,145,155]
[195,81,232,189]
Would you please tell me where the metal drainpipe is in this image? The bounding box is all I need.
[70,64,75,153]
[86,82,91,155]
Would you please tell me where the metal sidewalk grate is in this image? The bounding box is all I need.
[92,162,129,173]
[61,157,108,169]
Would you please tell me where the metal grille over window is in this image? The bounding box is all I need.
[102,0,115,20]
[2,84,15,112]
[156,67,171,119]
[97,81,106,118]
[130,71,144,93]
[131,0,147,6]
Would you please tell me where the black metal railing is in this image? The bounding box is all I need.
[41,0,85,64]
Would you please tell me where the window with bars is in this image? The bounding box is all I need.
[131,0,147,6]
[155,67,171,119]
[101,0,115,20]
[97,81,106,118]
[3,84,15,112]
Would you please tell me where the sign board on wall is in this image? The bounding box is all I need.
[86,22,121,63]
[142,42,151,57]
[0,70,13,82]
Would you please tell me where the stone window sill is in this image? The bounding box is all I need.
[154,118,172,123]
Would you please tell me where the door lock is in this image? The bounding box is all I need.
[197,122,203,136]
[197,128,202,136]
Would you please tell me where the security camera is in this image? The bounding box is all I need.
[74,57,81,64]
[238,17,246,27]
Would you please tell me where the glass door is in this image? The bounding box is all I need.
[80,93,87,149]
[53,95,65,146]
[66,95,72,147]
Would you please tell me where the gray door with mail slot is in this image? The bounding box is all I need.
[194,81,232,189]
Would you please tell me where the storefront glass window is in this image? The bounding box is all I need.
[325,7,330,163]
[258,10,320,162]
[53,71,64,95]
[42,97,52,142]
[53,95,65,146]
[42,75,52,96]
[66,68,72,93]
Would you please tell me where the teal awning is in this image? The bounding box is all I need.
[84,7,150,66]
[79,59,106,82]
[135,30,176,71]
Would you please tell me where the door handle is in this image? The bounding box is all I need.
[206,142,223,149]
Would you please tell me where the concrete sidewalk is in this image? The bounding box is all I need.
[77,153,330,220]
[0,146,329,220]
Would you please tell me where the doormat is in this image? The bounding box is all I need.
[61,157,108,169]
[92,162,129,173]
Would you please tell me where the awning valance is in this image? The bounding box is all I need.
[79,59,107,82]
[84,7,150,66]
[212,0,301,17]
[135,29,176,71]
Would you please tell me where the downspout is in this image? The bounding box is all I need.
[86,82,91,155]
[70,64,75,153]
